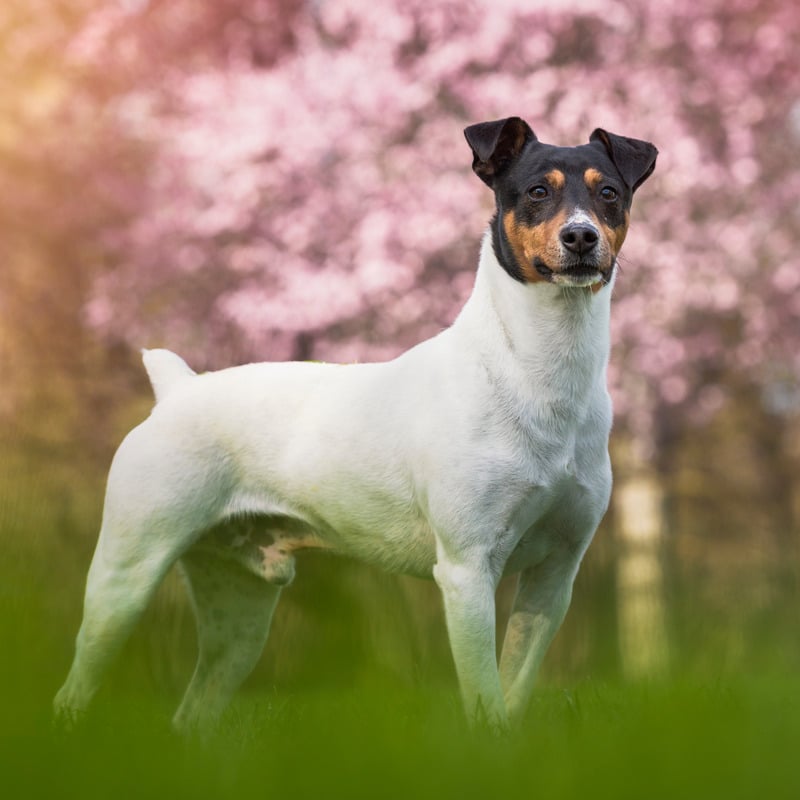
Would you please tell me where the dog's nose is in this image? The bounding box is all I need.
[560,224,599,255]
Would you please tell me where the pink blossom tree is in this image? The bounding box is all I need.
[64,0,800,452]
[3,0,799,455]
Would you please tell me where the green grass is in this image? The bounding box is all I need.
[2,574,798,800]
[2,448,799,800]
[3,675,800,799]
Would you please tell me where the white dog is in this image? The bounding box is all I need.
[54,117,657,732]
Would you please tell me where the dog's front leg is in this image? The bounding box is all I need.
[498,548,582,724]
[433,555,508,732]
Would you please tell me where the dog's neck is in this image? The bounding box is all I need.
[454,231,613,415]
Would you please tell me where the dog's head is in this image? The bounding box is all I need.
[465,117,657,290]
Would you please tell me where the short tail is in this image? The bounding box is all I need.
[141,348,196,403]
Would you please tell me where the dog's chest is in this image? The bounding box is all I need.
[499,418,611,574]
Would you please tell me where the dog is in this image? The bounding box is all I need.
[54,117,657,732]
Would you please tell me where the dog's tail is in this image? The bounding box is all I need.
[141,348,196,403]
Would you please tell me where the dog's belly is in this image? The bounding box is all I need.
[300,494,439,578]
[337,519,439,578]
[197,505,439,583]
[220,487,440,579]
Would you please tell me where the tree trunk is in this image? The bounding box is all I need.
[614,461,669,680]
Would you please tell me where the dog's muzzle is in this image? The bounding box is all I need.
[537,221,611,287]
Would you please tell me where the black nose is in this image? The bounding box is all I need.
[560,224,599,255]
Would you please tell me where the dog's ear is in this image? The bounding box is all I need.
[590,129,658,193]
[464,117,536,187]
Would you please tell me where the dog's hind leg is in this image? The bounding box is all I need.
[54,420,230,727]
[172,548,282,733]
[53,526,184,727]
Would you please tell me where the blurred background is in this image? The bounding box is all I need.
[1,0,799,703]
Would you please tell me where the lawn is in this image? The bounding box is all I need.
[3,675,800,799]
[2,589,798,800]
[2,449,798,799]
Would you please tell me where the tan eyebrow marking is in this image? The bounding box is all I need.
[584,168,603,189]
[545,169,565,190]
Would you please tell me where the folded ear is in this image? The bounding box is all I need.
[464,117,536,187]
[590,129,658,192]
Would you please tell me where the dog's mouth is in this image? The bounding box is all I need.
[533,258,612,288]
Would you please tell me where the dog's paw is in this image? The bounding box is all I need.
[52,702,84,734]
[470,696,511,737]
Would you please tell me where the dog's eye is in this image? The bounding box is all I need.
[528,185,549,201]
[600,186,618,202]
